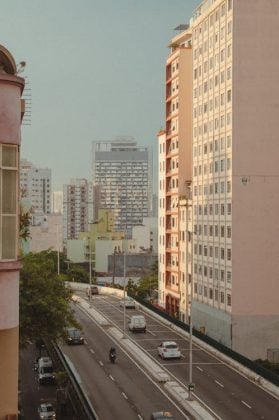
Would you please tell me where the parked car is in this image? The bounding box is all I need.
[128,315,146,333]
[66,327,84,345]
[119,296,136,309]
[157,341,181,359]
[86,285,99,296]
[37,357,56,385]
[150,412,174,420]
[38,403,56,419]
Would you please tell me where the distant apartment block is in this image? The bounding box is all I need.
[92,137,152,237]
[159,0,279,359]
[20,158,51,213]
[63,178,93,240]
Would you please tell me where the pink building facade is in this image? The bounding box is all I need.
[191,0,279,359]
[0,45,25,419]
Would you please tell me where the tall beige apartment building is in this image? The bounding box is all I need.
[158,28,193,321]
[159,0,279,360]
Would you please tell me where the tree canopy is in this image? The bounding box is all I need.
[19,250,78,347]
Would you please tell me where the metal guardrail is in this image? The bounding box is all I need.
[48,341,98,420]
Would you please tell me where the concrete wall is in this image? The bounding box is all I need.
[29,213,63,253]
[231,0,279,357]
[67,239,85,263]
[0,327,19,420]
[192,301,232,347]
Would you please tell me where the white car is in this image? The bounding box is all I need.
[38,403,56,419]
[119,296,136,309]
[157,341,181,359]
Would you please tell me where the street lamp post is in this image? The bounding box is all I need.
[89,238,92,304]
[85,237,92,304]
[188,190,194,400]
[56,224,60,276]
[182,182,194,400]
[123,243,126,338]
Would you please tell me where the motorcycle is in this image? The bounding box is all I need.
[109,349,116,364]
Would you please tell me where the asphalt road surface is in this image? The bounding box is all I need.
[73,292,279,420]
[63,302,193,420]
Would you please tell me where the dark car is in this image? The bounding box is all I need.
[150,412,174,420]
[86,285,99,296]
[66,328,84,345]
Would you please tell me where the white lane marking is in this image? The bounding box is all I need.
[122,392,128,399]
[84,340,88,345]
[109,374,115,381]
[76,303,192,420]
[214,380,224,388]
[99,361,104,367]
[196,366,203,372]
[138,415,144,420]
[241,400,252,409]
[90,348,95,354]
[147,329,156,336]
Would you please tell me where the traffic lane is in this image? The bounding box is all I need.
[133,333,278,420]
[130,329,279,420]
[80,296,279,419]
[70,304,191,420]
[62,343,138,420]
[19,344,57,420]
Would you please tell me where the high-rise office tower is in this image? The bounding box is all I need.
[92,137,152,237]
[20,159,51,213]
[159,0,279,359]
[63,178,93,240]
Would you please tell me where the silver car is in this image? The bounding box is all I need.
[119,296,136,309]
[38,403,56,419]
[158,341,181,359]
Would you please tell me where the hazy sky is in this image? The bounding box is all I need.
[1,0,200,190]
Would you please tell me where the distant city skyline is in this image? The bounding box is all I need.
[0,0,200,190]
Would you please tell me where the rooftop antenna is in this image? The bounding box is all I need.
[16,61,26,74]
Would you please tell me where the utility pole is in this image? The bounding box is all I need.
[112,246,116,286]
[57,224,60,276]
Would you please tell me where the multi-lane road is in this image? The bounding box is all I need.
[64,292,279,420]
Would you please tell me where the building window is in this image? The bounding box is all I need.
[0,145,19,260]
[227,293,232,306]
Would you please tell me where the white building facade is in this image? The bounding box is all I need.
[191,0,279,359]
[20,159,51,213]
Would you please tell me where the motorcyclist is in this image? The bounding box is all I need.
[109,346,116,362]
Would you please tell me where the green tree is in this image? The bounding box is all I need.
[134,259,158,299]
[19,250,78,347]
[67,265,89,283]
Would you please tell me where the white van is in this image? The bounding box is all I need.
[38,356,56,385]
[128,315,146,333]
